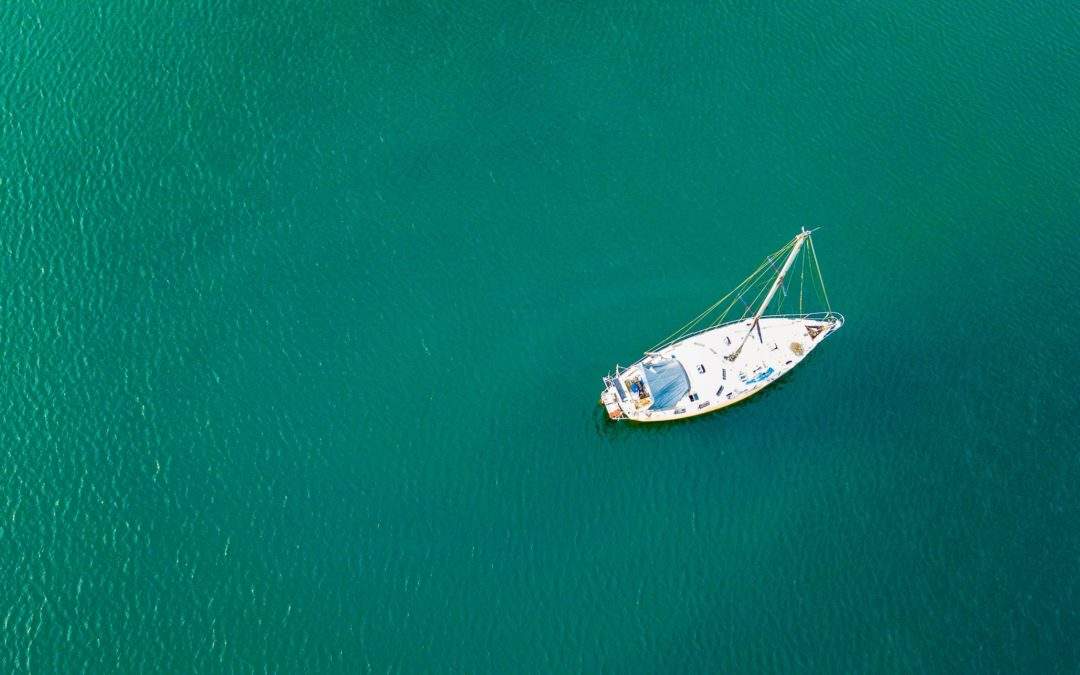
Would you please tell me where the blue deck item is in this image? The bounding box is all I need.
[643,359,691,410]
[744,367,775,385]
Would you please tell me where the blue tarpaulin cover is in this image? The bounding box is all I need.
[642,359,691,410]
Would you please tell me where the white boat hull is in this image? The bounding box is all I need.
[600,313,843,422]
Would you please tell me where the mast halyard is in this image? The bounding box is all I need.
[726,228,811,361]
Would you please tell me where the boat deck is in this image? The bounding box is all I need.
[601,314,842,422]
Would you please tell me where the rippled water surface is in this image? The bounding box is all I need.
[2,1,1079,671]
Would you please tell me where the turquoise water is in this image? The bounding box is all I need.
[2,1,1079,671]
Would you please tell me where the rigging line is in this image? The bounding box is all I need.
[710,240,795,329]
[660,262,771,344]
[798,240,806,315]
[648,235,798,350]
[750,237,800,317]
[707,263,771,329]
[737,293,750,309]
[808,235,831,315]
[732,260,776,309]
[734,279,765,321]
[648,263,768,351]
[805,240,820,308]
[649,296,730,351]
[776,263,789,313]
[704,279,756,331]
[739,274,772,321]
[766,257,789,298]
[705,238,796,330]
[717,238,794,326]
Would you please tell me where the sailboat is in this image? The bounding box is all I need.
[599,228,843,422]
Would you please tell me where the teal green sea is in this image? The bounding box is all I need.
[2,1,1079,671]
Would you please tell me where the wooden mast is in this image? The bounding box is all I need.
[726,229,810,361]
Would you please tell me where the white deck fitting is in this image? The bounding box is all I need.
[600,314,842,422]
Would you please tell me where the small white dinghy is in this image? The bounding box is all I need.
[600,229,843,422]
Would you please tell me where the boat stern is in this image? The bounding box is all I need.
[599,384,623,420]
